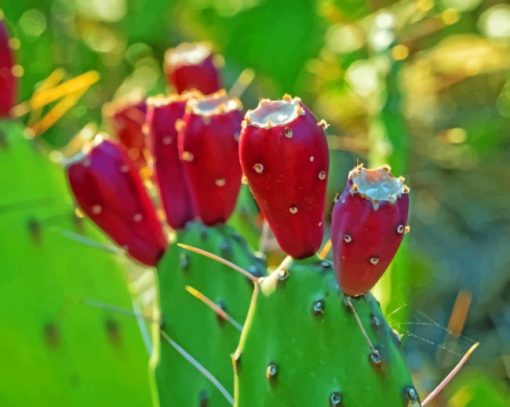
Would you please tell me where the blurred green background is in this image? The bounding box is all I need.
[2,0,510,405]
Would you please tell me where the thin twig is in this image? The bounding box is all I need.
[160,330,234,405]
[422,342,480,406]
[177,243,258,283]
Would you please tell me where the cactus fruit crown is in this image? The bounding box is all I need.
[244,96,302,128]
[146,91,197,108]
[165,42,214,68]
[187,90,241,116]
[348,165,409,209]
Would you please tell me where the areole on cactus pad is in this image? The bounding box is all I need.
[147,93,196,230]
[66,136,167,266]
[164,42,222,95]
[239,95,329,259]
[178,90,243,226]
[331,165,410,297]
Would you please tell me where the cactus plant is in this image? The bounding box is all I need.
[0,120,152,406]
[236,96,418,406]
[164,42,222,95]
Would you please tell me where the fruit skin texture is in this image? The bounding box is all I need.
[178,92,243,226]
[165,43,221,95]
[331,166,409,297]
[66,138,167,266]
[239,98,329,259]
[0,22,16,117]
[147,96,195,230]
[234,256,417,407]
[106,100,148,167]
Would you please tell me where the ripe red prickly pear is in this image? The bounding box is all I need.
[239,95,329,259]
[104,100,148,168]
[178,90,243,226]
[0,20,16,117]
[331,165,410,297]
[147,94,196,230]
[66,136,167,266]
[164,42,221,95]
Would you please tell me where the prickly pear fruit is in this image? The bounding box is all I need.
[164,42,221,95]
[66,137,167,266]
[147,95,195,229]
[178,90,243,226]
[234,256,418,407]
[239,95,329,259]
[104,100,148,168]
[331,165,410,297]
[0,21,16,117]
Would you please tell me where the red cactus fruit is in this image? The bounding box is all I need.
[0,20,16,117]
[164,42,221,95]
[331,165,410,297]
[147,94,196,230]
[178,90,242,226]
[104,100,148,168]
[66,136,167,266]
[239,95,329,259]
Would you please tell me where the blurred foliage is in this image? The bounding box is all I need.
[2,0,510,405]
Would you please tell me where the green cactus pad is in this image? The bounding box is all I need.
[153,221,265,407]
[0,121,151,406]
[234,255,419,407]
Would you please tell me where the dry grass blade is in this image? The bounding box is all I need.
[422,342,480,406]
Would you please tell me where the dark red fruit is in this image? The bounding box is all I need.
[164,42,221,95]
[147,94,196,230]
[66,137,167,266]
[178,90,242,226]
[104,100,148,168]
[0,21,16,117]
[331,165,410,297]
[239,95,329,259]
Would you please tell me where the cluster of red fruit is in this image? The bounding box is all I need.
[0,29,409,298]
